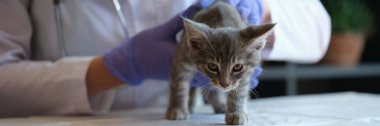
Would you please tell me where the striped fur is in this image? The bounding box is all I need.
[165,1,275,125]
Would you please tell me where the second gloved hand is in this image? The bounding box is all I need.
[200,0,264,25]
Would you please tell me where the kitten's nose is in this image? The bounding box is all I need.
[220,76,230,88]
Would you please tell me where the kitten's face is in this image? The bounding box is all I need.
[183,19,275,91]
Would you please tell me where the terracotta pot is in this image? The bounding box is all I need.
[319,33,365,67]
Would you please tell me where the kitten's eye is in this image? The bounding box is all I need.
[232,64,243,72]
[207,63,218,72]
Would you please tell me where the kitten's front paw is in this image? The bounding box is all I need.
[166,108,189,120]
[225,112,249,125]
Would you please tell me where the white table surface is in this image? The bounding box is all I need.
[1,92,380,126]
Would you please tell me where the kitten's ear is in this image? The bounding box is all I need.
[240,23,276,50]
[183,18,210,49]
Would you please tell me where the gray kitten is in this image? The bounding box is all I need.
[166,1,275,125]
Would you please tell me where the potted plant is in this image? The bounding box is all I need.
[320,0,373,67]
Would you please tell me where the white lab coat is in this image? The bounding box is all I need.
[0,0,330,117]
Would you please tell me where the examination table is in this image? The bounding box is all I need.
[1,92,379,126]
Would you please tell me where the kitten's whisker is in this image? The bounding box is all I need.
[207,88,214,102]
[201,88,211,103]
[255,82,265,93]
[206,89,212,103]
[200,84,210,88]
[249,89,255,100]
[249,89,260,100]
[248,90,255,102]
[249,90,255,100]
[254,89,261,99]
[256,90,261,99]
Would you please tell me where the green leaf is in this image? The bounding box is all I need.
[321,0,374,33]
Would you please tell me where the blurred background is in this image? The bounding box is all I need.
[253,0,380,98]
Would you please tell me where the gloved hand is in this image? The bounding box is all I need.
[200,0,264,25]
[104,4,203,85]
[191,67,263,89]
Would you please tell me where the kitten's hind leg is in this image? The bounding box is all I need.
[203,88,226,114]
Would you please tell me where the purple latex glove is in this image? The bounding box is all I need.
[104,4,203,85]
[191,67,263,89]
[200,0,264,25]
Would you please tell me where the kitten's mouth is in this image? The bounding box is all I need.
[212,83,237,92]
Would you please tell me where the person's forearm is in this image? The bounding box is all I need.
[261,0,275,57]
[260,0,331,63]
[262,0,271,24]
[0,58,99,117]
[86,56,123,96]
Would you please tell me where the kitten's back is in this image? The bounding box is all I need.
[192,1,245,29]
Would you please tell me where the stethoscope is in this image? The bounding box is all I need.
[112,0,130,38]
[54,0,130,57]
